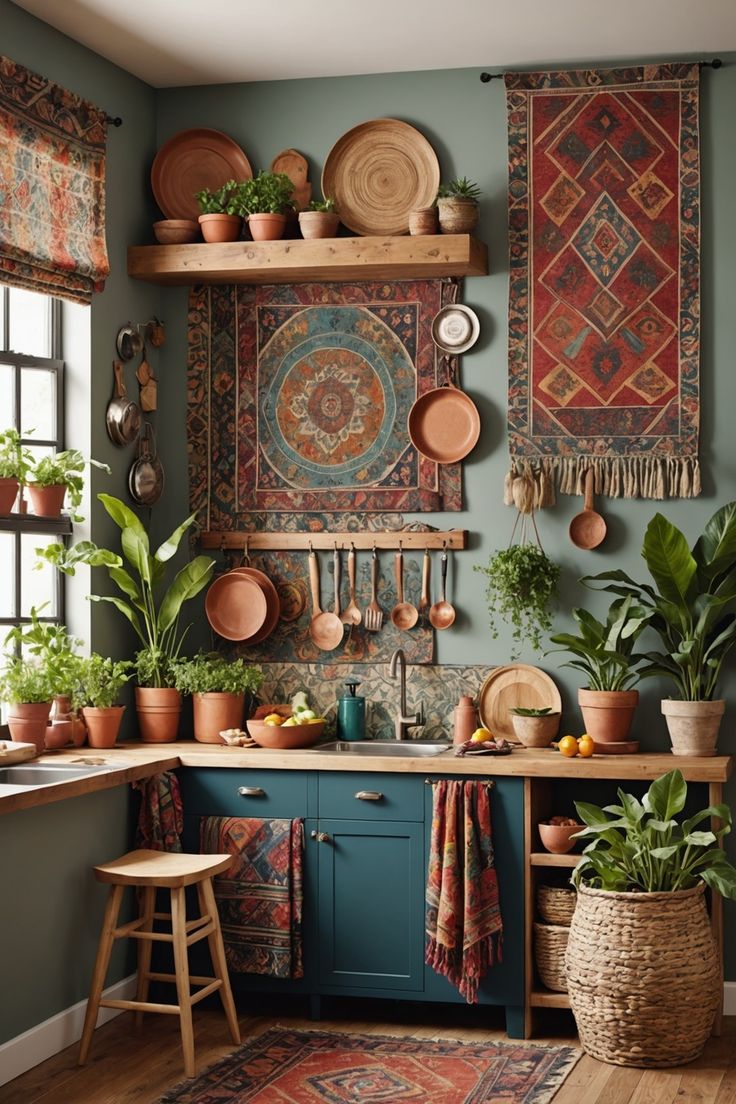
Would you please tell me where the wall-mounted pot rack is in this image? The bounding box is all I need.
[200,529,467,551]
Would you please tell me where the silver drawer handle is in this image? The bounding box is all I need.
[355,790,383,801]
[238,786,266,797]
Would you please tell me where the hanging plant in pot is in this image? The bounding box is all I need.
[27,449,109,520]
[235,170,296,242]
[173,653,263,743]
[195,179,243,243]
[547,595,653,749]
[0,428,32,515]
[584,501,736,756]
[566,769,736,1067]
[77,654,133,748]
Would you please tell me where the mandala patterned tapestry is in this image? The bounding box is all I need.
[188,280,462,528]
[505,63,700,499]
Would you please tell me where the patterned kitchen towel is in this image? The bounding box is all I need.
[200,816,304,979]
[133,771,183,852]
[425,779,503,1003]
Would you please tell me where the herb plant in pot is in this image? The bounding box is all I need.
[0,657,53,751]
[475,540,559,660]
[195,180,242,243]
[436,177,481,234]
[77,654,133,748]
[0,428,32,514]
[548,595,652,747]
[174,653,263,743]
[298,196,339,239]
[566,769,736,1067]
[27,449,109,520]
[236,171,295,241]
[584,502,736,756]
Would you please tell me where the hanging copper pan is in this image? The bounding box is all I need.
[408,355,480,465]
[229,566,280,645]
[205,572,268,642]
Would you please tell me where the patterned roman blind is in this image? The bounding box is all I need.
[0,55,110,305]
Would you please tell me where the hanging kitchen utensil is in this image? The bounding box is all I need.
[569,469,607,550]
[229,563,280,645]
[407,355,480,465]
[144,317,166,348]
[429,547,456,630]
[128,423,165,506]
[418,548,431,626]
[308,548,344,651]
[431,304,480,356]
[205,572,268,642]
[391,545,418,630]
[363,546,384,632]
[136,343,158,413]
[115,324,143,362]
[106,360,141,446]
[340,543,362,626]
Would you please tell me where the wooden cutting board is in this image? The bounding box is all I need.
[0,741,39,764]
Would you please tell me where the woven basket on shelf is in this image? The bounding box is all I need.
[565,882,719,1068]
[537,885,576,926]
[534,922,569,992]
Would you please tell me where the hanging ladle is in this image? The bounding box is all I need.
[569,469,607,550]
[429,546,456,630]
[391,545,418,631]
[308,547,344,652]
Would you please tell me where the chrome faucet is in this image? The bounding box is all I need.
[388,648,425,741]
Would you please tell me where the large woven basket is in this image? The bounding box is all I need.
[537,885,576,926]
[534,922,569,991]
[565,882,719,1067]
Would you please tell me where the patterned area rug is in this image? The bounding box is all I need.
[157,1027,581,1103]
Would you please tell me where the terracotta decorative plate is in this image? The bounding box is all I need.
[205,571,267,642]
[407,385,481,465]
[431,305,481,355]
[151,128,253,221]
[322,118,440,236]
[478,665,562,742]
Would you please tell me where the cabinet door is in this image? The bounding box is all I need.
[316,818,424,992]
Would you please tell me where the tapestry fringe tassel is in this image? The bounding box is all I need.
[505,456,701,507]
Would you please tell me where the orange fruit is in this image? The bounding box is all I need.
[578,734,595,757]
[558,735,579,757]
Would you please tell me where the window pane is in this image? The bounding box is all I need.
[20,534,57,618]
[21,368,56,440]
[9,288,49,357]
[0,533,15,617]
[0,364,14,424]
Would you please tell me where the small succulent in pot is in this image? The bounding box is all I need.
[436,177,481,233]
[510,706,561,747]
[299,195,340,240]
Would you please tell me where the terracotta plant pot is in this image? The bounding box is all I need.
[248,213,286,241]
[192,692,245,744]
[408,206,438,235]
[437,197,479,234]
[0,477,19,514]
[7,701,52,752]
[662,699,725,757]
[135,686,182,743]
[298,211,340,239]
[566,883,719,1067]
[511,713,561,748]
[578,688,638,744]
[82,705,125,748]
[27,483,66,517]
[198,214,242,243]
[48,695,86,746]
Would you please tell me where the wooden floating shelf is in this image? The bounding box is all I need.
[529,990,571,1009]
[529,853,581,868]
[127,235,488,286]
[201,530,467,552]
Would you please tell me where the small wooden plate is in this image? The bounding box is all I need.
[478,665,562,742]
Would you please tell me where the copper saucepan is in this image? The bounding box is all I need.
[407,354,480,465]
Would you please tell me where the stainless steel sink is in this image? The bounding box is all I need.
[0,764,111,786]
[312,741,450,757]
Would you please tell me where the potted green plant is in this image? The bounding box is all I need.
[174,653,263,743]
[436,177,481,234]
[0,657,54,751]
[475,542,559,659]
[195,179,242,243]
[509,706,560,747]
[236,171,296,241]
[547,595,653,746]
[27,449,109,520]
[76,654,133,748]
[583,502,736,756]
[37,494,215,744]
[566,768,736,1066]
[298,195,339,239]
[0,428,33,514]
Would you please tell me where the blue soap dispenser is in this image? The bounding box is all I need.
[337,678,365,742]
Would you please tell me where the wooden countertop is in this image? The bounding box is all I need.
[1,740,731,817]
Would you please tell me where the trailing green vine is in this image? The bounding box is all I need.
[475,541,560,658]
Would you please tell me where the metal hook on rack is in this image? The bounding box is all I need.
[242,535,251,566]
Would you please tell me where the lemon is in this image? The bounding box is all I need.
[470,727,492,744]
[578,734,595,757]
[307,716,324,724]
[263,713,283,725]
[558,735,579,757]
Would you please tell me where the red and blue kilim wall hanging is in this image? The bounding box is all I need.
[505,63,700,500]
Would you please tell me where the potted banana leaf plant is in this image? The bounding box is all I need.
[37,494,215,743]
[583,502,736,755]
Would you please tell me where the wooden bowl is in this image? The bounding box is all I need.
[152,219,199,244]
[246,718,325,749]
[538,822,582,854]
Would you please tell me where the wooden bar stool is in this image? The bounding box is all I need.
[78,849,240,1078]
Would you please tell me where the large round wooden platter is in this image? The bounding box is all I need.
[478,664,562,742]
[322,118,440,236]
[152,128,252,221]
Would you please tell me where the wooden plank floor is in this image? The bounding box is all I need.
[2,1001,735,1104]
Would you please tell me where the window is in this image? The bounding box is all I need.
[0,287,66,670]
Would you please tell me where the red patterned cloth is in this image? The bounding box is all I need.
[133,771,183,852]
[425,779,503,1003]
[200,816,304,979]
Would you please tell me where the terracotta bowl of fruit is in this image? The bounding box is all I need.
[538,817,583,854]
[246,705,326,749]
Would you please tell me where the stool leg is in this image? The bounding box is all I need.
[78,884,125,1066]
[200,877,240,1045]
[171,885,196,1078]
[135,886,156,1030]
